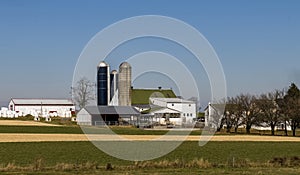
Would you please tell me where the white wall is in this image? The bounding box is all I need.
[76,108,92,125]
[151,98,196,125]
[167,103,196,124]
[204,104,222,129]
[9,101,75,118]
[167,103,196,117]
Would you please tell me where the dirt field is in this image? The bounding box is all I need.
[1,134,300,142]
[0,120,60,126]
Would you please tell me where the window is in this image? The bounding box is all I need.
[183,113,185,117]
[190,113,193,117]
[187,113,189,117]
[172,103,174,106]
[189,104,191,107]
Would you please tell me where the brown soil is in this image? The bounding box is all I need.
[1,134,300,142]
[0,120,60,126]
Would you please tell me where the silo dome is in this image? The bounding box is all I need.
[119,62,131,68]
[98,61,109,67]
[111,70,118,74]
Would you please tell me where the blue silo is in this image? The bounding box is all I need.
[97,61,110,106]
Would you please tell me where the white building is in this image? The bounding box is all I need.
[8,98,75,118]
[204,102,291,131]
[0,107,15,118]
[149,98,196,126]
[204,103,225,129]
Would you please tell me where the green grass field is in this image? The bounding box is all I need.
[0,125,197,135]
[1,125,299,136]
[0,125,83,134]
[1,123,300,174]
[1,141,300,166]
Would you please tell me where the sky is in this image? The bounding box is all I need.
[0,0,299,108]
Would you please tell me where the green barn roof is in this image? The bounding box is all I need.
[131,89,176,105]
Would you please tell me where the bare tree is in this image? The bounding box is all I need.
[225,97,243,133]
[236,94,259,134]
[72,77,95,109]
[256,90,284,136]
[276,89,289,136]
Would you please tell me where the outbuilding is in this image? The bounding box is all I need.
[76,106,140,126]
[8,98,75,117]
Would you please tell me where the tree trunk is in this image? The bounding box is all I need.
[284,121,288,136]
[226,127,231,133]
[271,125,275,136]
[217,119,224,132]
[270,122,276,136]
[293,128,296,137]
[226,117,230,133]
[292,122,296,136]
[246,124,251,134]
[234,126,238,133]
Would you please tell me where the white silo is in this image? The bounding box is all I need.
[118,62,131,106]
[97,61,110,106]
[110,70,118,102]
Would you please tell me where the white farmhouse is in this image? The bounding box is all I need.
[8,98,75,117]
[149,98,196,126]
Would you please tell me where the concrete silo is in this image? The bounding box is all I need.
[97,61,110,106]
[118,62,131,106]
[110,70,118,101]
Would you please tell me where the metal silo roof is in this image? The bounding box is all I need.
[98,61,109,67]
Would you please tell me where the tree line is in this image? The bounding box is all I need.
[220,83,300,136]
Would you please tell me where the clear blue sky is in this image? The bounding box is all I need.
[0,0,299,108]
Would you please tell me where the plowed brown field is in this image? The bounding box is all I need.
[1,134,300,142]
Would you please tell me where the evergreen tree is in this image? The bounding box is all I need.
[284,83,300,136]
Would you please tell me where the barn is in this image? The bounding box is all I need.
[76,106,140,126]
[8,98,75,117]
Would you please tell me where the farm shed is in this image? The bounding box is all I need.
[8,98,75,117]
[76,106,140,126]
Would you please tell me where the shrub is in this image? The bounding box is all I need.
[269,156,300,167]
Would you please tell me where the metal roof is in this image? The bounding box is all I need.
[84,106,140,115]
[11,98,74,105]
[119,62,131,68]
[98,61,109,67]
[150,98,194,103]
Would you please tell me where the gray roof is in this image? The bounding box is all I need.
[204,103,226,112]
[84,106,140,115]
[150,98,194,103]
[11,98,74,105]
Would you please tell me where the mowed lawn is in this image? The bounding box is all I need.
[2,125,300,136]
[0,125,186,135]
[0,141,300,166]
